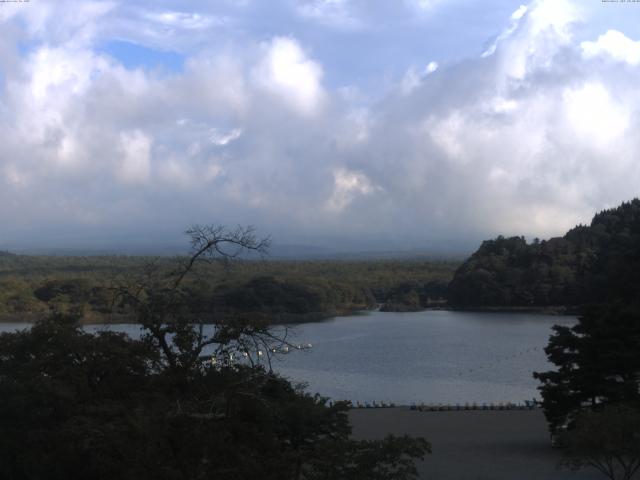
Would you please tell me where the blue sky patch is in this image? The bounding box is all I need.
[99,40,185,73]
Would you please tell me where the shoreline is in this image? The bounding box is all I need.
[445,305,580,315]
[0,304,578,325]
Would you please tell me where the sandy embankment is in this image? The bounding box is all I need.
[349,408,602,480]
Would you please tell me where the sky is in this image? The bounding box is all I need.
[1,0,640,254]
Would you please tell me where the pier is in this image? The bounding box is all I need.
[343,401,539,411]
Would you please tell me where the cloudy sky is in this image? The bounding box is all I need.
[1,0,639,253]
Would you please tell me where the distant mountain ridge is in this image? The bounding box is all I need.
[448,199,640,308]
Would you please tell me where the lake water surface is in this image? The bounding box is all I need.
[0,310,573,405]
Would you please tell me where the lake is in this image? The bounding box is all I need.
[0,310,572,405]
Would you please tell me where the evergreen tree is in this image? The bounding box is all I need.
[534,304,640,432]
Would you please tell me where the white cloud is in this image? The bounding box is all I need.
[3,165,30,188]
[427,111,467,163]
[157,158,193,188]
[143,11,220,30]
[2,1,115,48]
[205,162,224,181]
[327,168,378,212]
[562,82,630,147]
[334,108,371,148]
[581,29,640,66]
[400,61,438,94]
[253,37,325,115]
[484,0,581,80]
[118,131,152,184]
[482,5,528,57]
[1,0,640,250]
[182,54,248,115]
[425,61,438,74]
[210,128,242,146]
[297,0,361,29]
[26,46,102,101]
[485,97,519,114]
[526,0,579,38]
[405,0,448,13]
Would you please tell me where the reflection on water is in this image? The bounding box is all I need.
[0,310,573,405]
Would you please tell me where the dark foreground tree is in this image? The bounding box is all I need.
[0,225,430,479]
[534,303,640,433]
[561,404,640,480]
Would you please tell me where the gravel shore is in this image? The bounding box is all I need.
[349,408,602,480]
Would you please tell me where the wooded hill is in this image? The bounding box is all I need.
[448,199,640,308]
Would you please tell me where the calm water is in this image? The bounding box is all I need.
[0,310,572,405]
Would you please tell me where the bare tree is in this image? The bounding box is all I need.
[112,224,298,372]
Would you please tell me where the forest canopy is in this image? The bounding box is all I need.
[448,199,640,309]
[0,255,457,324]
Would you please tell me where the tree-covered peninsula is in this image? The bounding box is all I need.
[448,199,640,309]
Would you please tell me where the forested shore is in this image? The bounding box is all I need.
[0,253,457,323]
[448,199,640,310]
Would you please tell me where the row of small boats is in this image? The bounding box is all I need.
[410,402,537,411]
[343,402,536,410]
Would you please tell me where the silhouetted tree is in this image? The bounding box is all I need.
[534,304,640,433]
[561,404,640,480]
[0,225,430,479]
